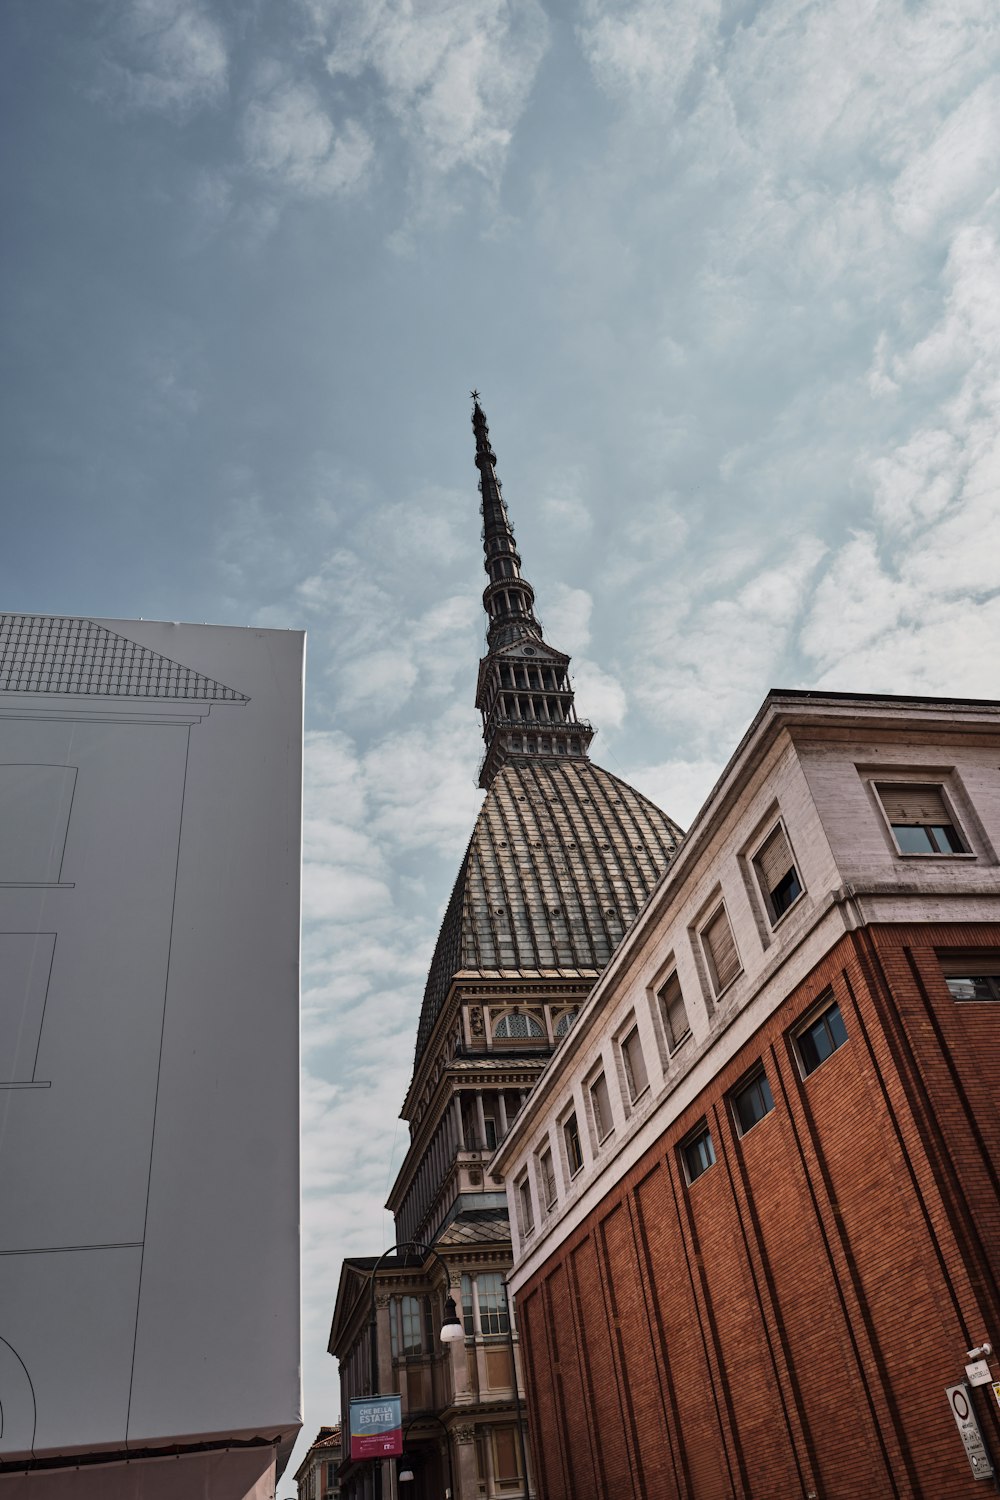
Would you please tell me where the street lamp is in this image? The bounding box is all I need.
[440,1294,465,1343]
[396,1415,454,1499]
[367,1241,464,1500]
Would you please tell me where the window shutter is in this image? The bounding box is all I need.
[704,906,740,992]
[660,972,689,1048]
[878,784,949,825]
[757,824,794,893]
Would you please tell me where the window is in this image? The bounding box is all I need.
[554,1009,579,1038]
[477,1273,510,1335]
[658,971,690,1053]
[564,1111,584,1176]
[484,1116,498,1150]
[796,999,848,1076]
[620,1024,649,1103]
[492,1426,521,1489]
[731,1067,775,1135]
[493,1011,545,1040]
[539,1146,557,1209]
[754,822,803,923]
[877,783,966,856]
[461,1273,475,1334]
[942,957,1000,1002]
[590,1071,614,1142]
[702,904,741,995]
[398,1295,423,1356]
[516,1171,534,1236]
[682,1124,715,1183]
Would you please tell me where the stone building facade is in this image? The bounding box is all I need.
[495,689,1000,1499]
[295,1426,343,1500]
[328,402,683,1500]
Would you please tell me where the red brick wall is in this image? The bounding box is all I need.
[517,923,1000,1500]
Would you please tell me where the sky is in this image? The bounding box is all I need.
[3,0,1000,1489]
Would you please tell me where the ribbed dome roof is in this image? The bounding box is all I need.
[414,757,682,1065]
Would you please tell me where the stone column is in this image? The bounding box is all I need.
[475,1092,488,1150]
[482,1424,497,1499]
[453,1425,479,1500]
[452,1092,465,1152]
[497,1092,508,1137]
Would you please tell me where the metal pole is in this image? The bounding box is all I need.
[367,1242,459,1500]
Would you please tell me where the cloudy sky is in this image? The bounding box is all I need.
[3,0,1000,1487]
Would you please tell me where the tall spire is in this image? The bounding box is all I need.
[471,395,595,788]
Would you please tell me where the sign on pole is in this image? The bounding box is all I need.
[350,1396,403,1462]
[945,1383,995,1482]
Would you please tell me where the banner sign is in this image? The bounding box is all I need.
[350,1396,403,1461]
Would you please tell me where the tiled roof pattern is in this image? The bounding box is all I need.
[0,614,247,701]
[437,1210,511,1247]
[414,758,682,1066]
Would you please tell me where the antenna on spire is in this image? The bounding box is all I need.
[469,399,595,787]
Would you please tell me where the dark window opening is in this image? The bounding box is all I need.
[797,1000,848,1076]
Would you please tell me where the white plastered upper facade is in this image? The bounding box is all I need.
[493,691,1000,1292]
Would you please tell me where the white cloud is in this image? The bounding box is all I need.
[241,81,373,197]
[543,584,592,654]
[571,657,626,731]
[101,0,228,115]
[321,0,550,183]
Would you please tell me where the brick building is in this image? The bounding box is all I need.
[495,689,1000,1499]
[328,401,682,1500]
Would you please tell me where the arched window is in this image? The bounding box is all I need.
[554,1010,579,1038]
[493,1011,544,1040]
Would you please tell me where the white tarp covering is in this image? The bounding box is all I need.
[0,617,302,1477]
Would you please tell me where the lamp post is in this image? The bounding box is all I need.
[396,1413,455,1500]
[367,1240,465,1500]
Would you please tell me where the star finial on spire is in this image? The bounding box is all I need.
[470,387,480,404]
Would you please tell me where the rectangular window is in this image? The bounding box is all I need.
[461,1273,475,1335]
[484,1116,498,1150]
[703,904,741,994]
[754,822,803,923]
[658,971,690,1053]
[516,1171,534,1236]
[539,1146,557,1209]
[796,999,848,1076]
[942,955,1000,1003]
[564,1111,584,1176]
[400,1295,422,1355]
[492,1426,520,1487]
[477,1272,510,1336]
[682,1124,715,1183]
[590,1071,614,1142]
[732,1067,775,1135]
[620,1025,649,1102]
[877,783,966,855]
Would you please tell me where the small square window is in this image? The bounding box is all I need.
[682,1124,715,1183]
[658,971,690,1053]
[563,1111,584,1176]
[620,1024,649,1103]
[796,999,848,1077]
[731,1067,775,1135]
[876,783,967,856]
[753,822,803,924]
